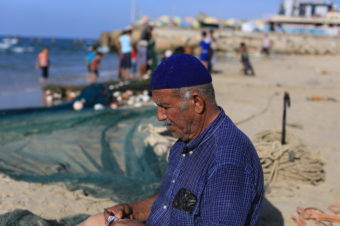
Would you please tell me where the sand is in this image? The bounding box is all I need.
[1,54,339,225]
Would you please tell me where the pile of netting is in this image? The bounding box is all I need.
[0,106,168,203]
[252,130,325,187]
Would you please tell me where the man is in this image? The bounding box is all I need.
[261,34,272,58]
[116,28,132,80]
[35,47,49,80]
[79,54,264,226]
[207,29,217,73]
[240,42,255,76]
[199,31,211,68]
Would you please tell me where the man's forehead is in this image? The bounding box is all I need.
[152,89,180,101]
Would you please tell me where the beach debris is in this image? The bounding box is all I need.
[67,91,78,100]
[43,79,153,110]
[122,90,133,100]
[307,96,338,102]
[253,130,325,187]
[315,68,329,75]
[73,99,85,111]
[45,91,53,107]
[292,205,340,226]
[110,103,118,109]
[94,103,105,110]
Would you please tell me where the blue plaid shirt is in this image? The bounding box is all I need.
[147,108,264,225]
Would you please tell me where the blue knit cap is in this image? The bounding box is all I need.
[150,54,212,90]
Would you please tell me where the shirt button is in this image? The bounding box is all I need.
[171,179,175,183]
[163,205,167,209]
[182,153,186,157]
[189,151,193,155]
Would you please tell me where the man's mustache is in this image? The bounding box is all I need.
[163,119,175,127]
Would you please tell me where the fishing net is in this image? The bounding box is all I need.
[0,106,168,203]
[0,209,89,226]
[253,130,325,187]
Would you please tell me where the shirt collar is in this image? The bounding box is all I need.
[182,107,226,154]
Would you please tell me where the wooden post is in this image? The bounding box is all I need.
[282,91,291,145]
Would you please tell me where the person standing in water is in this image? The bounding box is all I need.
[89,52,104,78]
[86,47,97,72]
[35,47,50,80]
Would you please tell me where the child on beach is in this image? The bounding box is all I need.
[89,52,103,78]
[86,48,97,72]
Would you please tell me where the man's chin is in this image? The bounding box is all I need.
[166,127,180,139]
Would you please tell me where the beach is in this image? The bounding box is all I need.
[0,54,339,225]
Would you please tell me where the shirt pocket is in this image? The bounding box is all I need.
[170,186,204,225]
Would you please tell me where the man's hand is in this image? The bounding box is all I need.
[104,194,158,224]
[104,203,133,220]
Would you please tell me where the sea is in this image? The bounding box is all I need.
[0,36,120,110]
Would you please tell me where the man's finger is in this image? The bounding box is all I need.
[104,207,123,219]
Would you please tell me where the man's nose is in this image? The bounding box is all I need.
[156,107,166,121]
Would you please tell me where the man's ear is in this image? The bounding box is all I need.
[192,93,205,114]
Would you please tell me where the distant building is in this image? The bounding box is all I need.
[279,0,335,17]
[268,0,340,35]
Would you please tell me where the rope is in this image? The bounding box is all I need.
[292,205,340,226]
[253,130,325,186]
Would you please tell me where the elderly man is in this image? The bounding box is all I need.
[79,54,264,226]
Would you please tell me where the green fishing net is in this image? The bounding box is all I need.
[0,106,167,203]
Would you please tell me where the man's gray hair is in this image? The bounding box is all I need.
[174,83,217,110]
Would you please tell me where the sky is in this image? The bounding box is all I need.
[0,0,339,39]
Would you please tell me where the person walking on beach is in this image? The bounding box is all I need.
[35,47,49,80]
[131,43,138,78]
[208,29,217,73]
[137,23,157,77]
[137,40,148,78]
[79,54,264,226]
[144,24,158,74]
[240,42,255,76]
[261,34,272,58]
[116,28,132,80]
[199,31,211,68]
